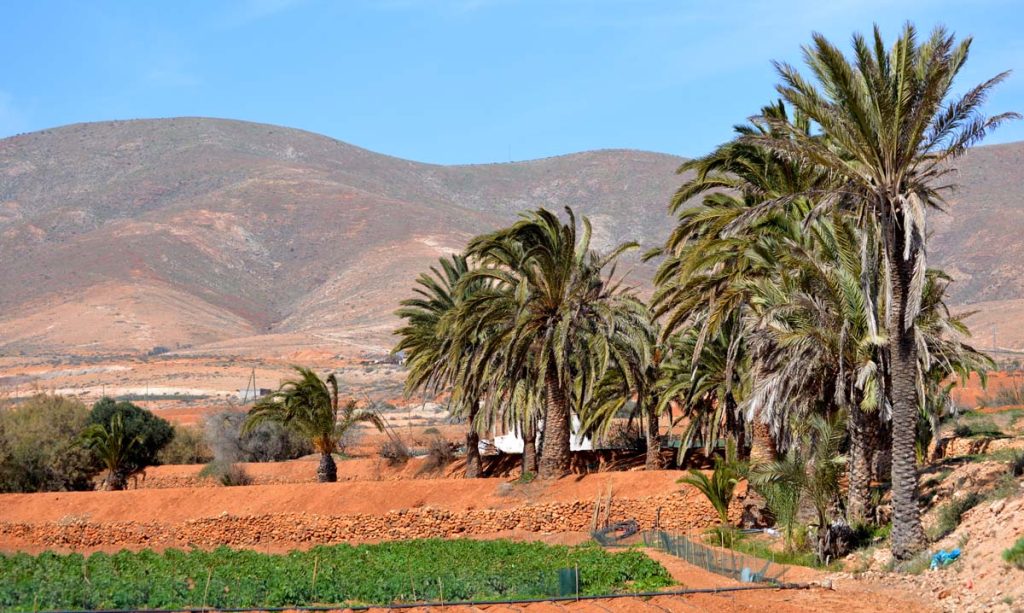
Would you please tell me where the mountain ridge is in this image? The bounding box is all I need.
[0,117,1021,355]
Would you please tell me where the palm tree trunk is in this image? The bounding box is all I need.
[748,416,777,466]
[522,418,538,474]
[847,404,875,524]
[465,400,482,478]
[887,233,927,560]
[317,451,337,483]
[720,393,749,458]
[645,405,661,470]
[539,369,571,479]
[105,469,128,491]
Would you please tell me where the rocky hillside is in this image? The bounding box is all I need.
[0,118,1021,355]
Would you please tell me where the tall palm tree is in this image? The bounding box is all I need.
[748,24,1017,558]
[244,366,384,482]
[464,207,651,478]
[81,413,142,491]
[395,254,489,478]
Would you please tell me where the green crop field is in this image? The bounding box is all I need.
[0,539,673,611]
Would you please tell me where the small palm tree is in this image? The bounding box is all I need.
[244,366,384,482]
[678,440,745,524]
[81,413,142,491]
[751,413,846,561]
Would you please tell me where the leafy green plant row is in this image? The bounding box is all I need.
[0,539,672,611]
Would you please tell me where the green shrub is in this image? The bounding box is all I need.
[0,540,672,610]
[729,531,821,568]
[929,492,982,541]
[0,394,99,492]
[1010,451,1024,478]
[1004,538,1024,570]
[849,521,891,550]
[517,470,537,484]
[88,399,173,473]
[952,414,1004,439]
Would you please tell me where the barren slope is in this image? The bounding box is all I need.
[0,117,1021,356]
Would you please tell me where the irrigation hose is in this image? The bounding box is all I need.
[44,582,816,613]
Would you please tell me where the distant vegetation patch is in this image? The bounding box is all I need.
[0,540,672,610]
[952,412,1005,439]
[112,393,210,402]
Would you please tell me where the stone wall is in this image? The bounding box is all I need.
[0,493,739,549]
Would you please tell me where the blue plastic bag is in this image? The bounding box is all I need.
[929,548,961,570]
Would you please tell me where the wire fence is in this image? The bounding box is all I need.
[593,528,788,585]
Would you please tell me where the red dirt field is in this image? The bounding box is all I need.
[951,370,1024,407]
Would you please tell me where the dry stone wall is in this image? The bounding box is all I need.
[0,493,739,549]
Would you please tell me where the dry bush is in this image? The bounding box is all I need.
[204,411,311,463]
[199,460,252,486]
[378,435,411,466]
[336,425,364,457]
[602,421,645,451]
[158,424,213,465]
[417,435,456,475]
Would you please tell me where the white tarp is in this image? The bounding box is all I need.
[482,414,592,453]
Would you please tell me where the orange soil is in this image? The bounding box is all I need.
[335,549,935,613]
[0,471,686,525]
[951,370,1024,407]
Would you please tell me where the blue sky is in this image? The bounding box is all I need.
[2,0,1022,164]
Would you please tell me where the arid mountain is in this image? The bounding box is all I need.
[0,118,1021,356]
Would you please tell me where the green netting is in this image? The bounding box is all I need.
[594,530,787,585]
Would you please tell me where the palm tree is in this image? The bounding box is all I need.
[742,216,885,522]
[583,313,665,470]
[650,102,830,463]
[748,24,1017,558]
[750,412,846,561]
[465,207,651,478]
[244,366,384,482]
[395,254,489,478]
[81,413,142,491]
[678,439,745,524]
[656,320,751,462]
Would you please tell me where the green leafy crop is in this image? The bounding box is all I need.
[0,539,672,611]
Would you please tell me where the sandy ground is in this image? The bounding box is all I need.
[0,350,408,408]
